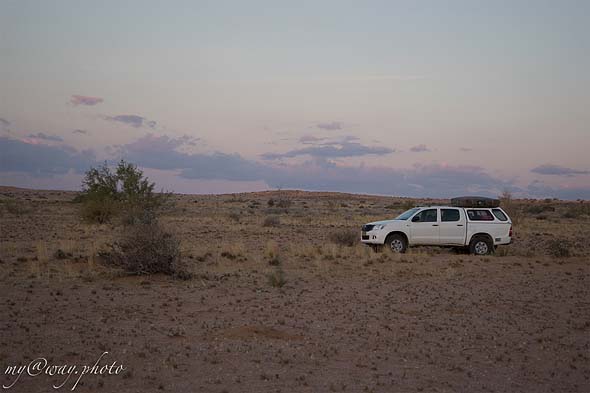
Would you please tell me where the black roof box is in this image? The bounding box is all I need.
[450,196,500,208]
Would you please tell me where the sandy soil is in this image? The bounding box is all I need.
[0,187,589,392]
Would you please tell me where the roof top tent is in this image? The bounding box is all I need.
[450,196,500,208]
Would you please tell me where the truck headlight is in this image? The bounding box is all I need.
[372,224,385,231]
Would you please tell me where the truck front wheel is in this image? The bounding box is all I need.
[385,234,408,254]
[469,236,493,255]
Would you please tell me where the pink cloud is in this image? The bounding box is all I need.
[70,95,104,106]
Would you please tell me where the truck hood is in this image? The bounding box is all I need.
[366,219,404,226]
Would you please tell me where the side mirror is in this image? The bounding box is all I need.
[412,215,420,222]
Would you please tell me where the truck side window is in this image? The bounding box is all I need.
[467,210,494,221]
[414,209,437,222]
[441,209,460,222]
[491,209,508,221]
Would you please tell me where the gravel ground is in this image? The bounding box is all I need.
[1,188,589,392]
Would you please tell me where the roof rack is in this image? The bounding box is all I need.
[450,196,500,208]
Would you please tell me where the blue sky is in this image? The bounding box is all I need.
[1,0,589,198]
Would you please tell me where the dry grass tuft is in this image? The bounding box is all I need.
[328,228,357,247]
[267,267,287,288]
[546,238,571,258]
[220,242,247,262]
[263,215,281,227]
[2,199,32,216]
[265,240,281,265]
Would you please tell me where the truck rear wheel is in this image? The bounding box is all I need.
[469,236,493,255]
[385,234,407,254]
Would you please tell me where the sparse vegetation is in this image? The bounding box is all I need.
[400,199,416,211]
[562,203,590,219]
[228,210,241,222]
[220,243,247,262]
[2,199,32,216]
[267,267,287,288]
[499,188,513,208]
[265,240,281,266]
[273,188,292,209]
[276,198,292,209]
[328,228,357,247]
[100,222,190,278]
[53,249,72,260]
[547,238,571,258]
[263,215,281,227]
[526,205,555,215]
[1,186,590,393]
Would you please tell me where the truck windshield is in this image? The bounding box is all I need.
[394,208,420,220]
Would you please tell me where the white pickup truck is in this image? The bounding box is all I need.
[361,204,512,255]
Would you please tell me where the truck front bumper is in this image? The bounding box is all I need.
[360,230,387,245]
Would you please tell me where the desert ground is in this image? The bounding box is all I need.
[0,186,589,393]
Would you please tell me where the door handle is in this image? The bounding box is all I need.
[457,224,463,226]
[432,224,439,226]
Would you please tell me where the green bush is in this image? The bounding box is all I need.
[80,194,118,223]
[79,160,170,224]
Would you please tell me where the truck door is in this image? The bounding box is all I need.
[439,208,466,245]
[409,208,440,244]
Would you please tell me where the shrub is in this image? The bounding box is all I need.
[2,199,32,216]
[79,160,170,224]
[120,205,159,226]
[263,215,281,227]
[329,229,358,247]
[267,198,275,207]
[276,198,292,209]
[562,209,577,219]
[267,267,287,288]
[401,199,416,211]
[273,188,292,209]
[562,204,590,219]
[53,249,72,260]
[547,239,571,258]
[101,223,190,278]
[526,205,555,215]
[228,211,241,222]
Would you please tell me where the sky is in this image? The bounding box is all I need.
[1,0,589,199]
